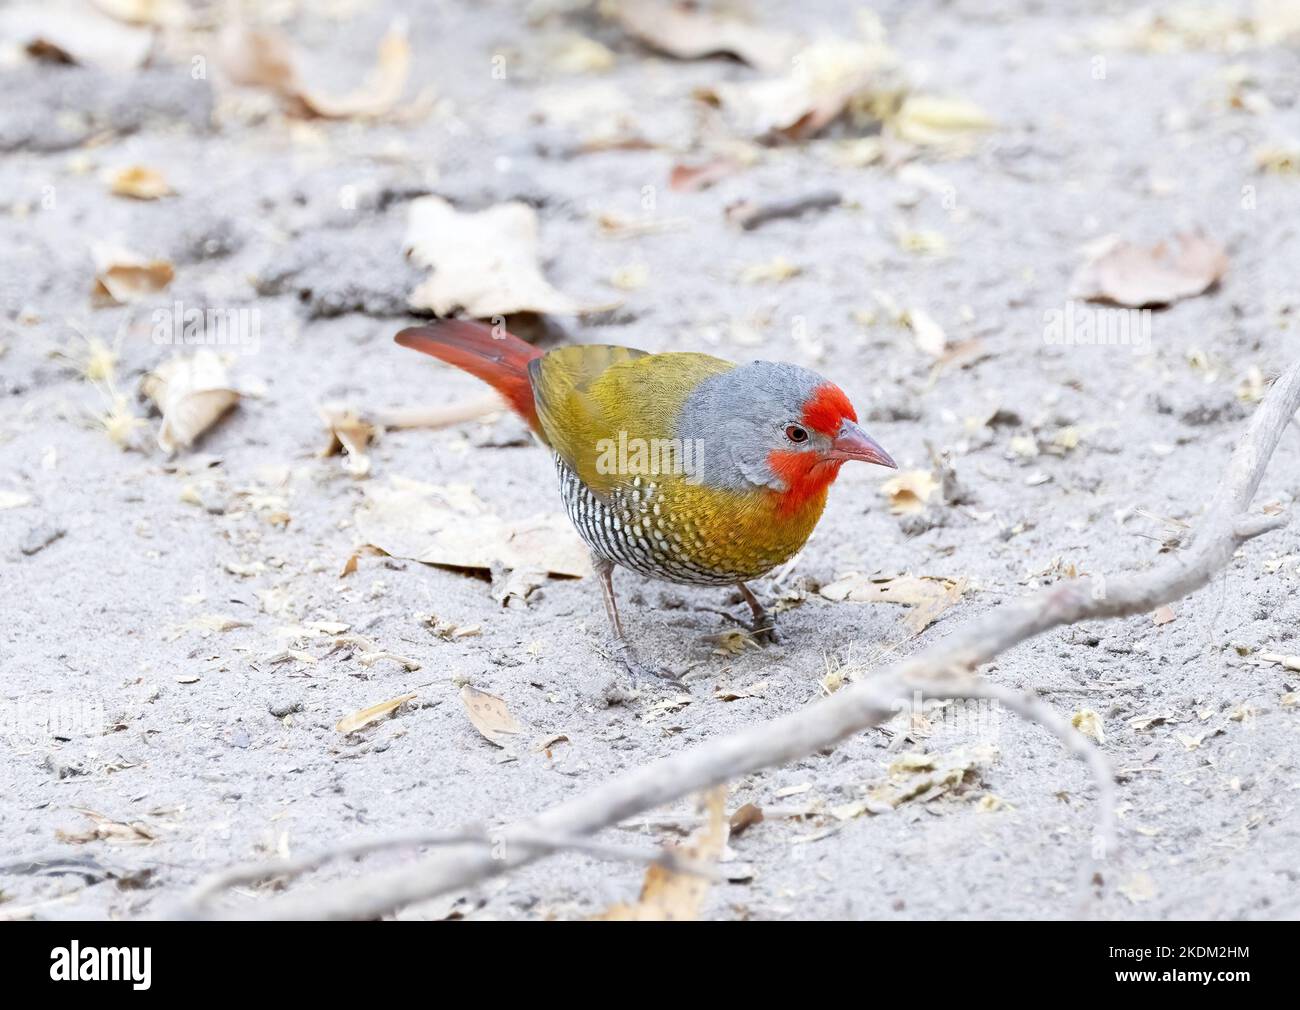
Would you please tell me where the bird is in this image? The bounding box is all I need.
[396,320,897,681]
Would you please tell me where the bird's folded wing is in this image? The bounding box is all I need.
[529,346,733,496]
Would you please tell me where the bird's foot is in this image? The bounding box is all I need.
[748,618,781,646]
[606,639,685,685]
[736,583,780,646]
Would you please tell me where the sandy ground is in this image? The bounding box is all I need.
[2,0,1299,921]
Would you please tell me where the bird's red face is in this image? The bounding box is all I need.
[767,383,896,514]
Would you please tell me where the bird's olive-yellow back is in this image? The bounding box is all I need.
[529,346,733,494]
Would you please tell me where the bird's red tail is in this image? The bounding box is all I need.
[395,321,543,432]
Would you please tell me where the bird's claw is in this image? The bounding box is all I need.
[749,620,781,646]
[607,640,685,685]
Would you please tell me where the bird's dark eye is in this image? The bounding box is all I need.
[784,424,809,444]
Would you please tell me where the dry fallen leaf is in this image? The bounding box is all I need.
[319,405,377,478]
[105,165,173,200]
[729,802,763,837]
[547,33,616,74]
[843,745,1000,813]
[1258,651,1300,672]
[459,685,523,747]
[880,470,939,514]
[669,158,743,192]
[1071,709,1106,744]
[1152,604,1177,626]
[141,350,240,454]
[904,307,947,357]
[889,94,994,147]
[336,692,417,734]
[356,476,590,577]
[91,243,174,305]
[56,810,156,845]
[404,197,617,317]
[1071,232,1229,308]
[92,0,184,26]
[820,573,965,633]
[699,39,901,142]
[220,19,411,120]
[1,2,154,72]
[598,787,728,921]
[613,0,797,72]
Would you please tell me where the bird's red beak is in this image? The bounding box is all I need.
[827,419,897,468]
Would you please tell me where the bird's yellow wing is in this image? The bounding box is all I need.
[529,345,733,494]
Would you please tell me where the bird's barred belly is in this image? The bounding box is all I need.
[555,455,776,586]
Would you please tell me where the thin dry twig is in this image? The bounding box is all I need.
[200,360,1300,920]
[184,826,717,914]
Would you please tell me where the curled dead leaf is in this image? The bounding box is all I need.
[699,39,901,142]
[1071,708,1106,744]
[2,3,154,72]
[880,470,938,514]
[220,19,411,120]
[613,0,797,72]
[91,243,174,305]
[141,350,240,454]
[319,405,376,478]
[404,197,617,317]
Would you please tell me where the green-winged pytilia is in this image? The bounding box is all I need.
[397,320,897,681]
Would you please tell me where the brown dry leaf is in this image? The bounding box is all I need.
[821,573,964,632]
[1070,232,1229,308]
[598,787,728,921]
[336,692,417,734]
[459,685,523,747]
[105,165,173,200]
[729,802,763,837]
[141,350,240,455]
[220,20,411,120]
[889,94,994,147]
[669,158,743,192]
[91,243,174,304]
[613,0,798,72]
[404,197,617,317]
[905,577,968,633]
[699,39,901,142]
[1152,604,1177,626]
[880,469,939,514]
[356,476,590,577]
[1,2,154,72]
[319,405,376,478]
[57,810,156,845]
[821,572,955,606]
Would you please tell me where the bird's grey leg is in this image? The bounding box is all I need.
[737,582,780,644]
[593,556,681,682]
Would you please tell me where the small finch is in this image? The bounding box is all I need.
[397,321,896,680]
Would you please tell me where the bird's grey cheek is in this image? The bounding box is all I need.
[727,439,785,491]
